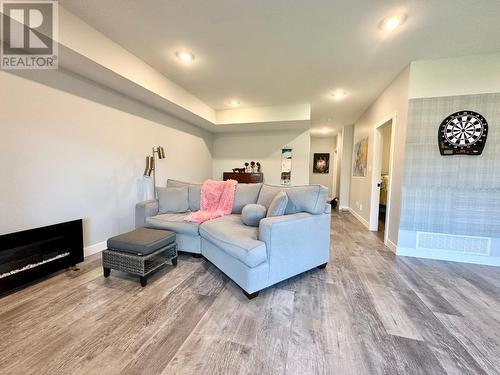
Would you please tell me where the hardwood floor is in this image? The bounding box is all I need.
[1,211,500,374]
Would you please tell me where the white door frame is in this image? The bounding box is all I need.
[369,113,397,246]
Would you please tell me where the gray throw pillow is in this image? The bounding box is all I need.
[157,187,189,214]
[267,191,288,217]
[167,179,202,211]
[241,204,267,227]
[257,184,282,208]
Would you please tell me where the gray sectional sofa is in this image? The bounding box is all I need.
[135,180,331,297]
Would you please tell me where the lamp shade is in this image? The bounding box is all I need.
[143,156,154,176]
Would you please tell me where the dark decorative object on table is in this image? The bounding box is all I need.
[233,161,262,174]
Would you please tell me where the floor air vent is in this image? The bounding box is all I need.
[416,232,491,256]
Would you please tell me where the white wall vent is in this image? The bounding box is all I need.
[416,232,491,256]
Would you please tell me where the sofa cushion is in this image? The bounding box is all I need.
[257,184,328,215]
[145,213,199,235]
[167,179,201,211]
[241,204,267,226]
[232,183,262,214]
[158,187,189,214]
[285,185,328,215]
[199,215,267,268]
[267,191,288,217]
[256,184,282,208]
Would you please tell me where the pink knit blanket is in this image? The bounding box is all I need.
[185,179,237,223]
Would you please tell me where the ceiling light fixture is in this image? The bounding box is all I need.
[176,50,195,63]
[379,14,406,31]
[331,90,347,101]
[228,99,240,107]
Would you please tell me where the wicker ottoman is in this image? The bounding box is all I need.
[102,228,177,287]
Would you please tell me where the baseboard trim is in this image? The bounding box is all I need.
[386,239,397,252]
[348,208,369,229]
[84,241,107,257]
[339,206,350,212]
[396,246,500,267]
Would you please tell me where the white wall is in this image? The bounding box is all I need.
[409,53,500,99]
[0,70,213,249]
[338,125,353,210]
[212,130,310,185]
[309,136,337,196]
[333,134,343,198]
[350,66,410,247]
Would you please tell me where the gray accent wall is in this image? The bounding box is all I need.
[398,93,500,261]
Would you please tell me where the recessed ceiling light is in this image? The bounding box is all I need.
[379,14,406,31]
[331,91,347,101]
[228,99,240,107]
[321,128,329,135]
[176,50,195,63]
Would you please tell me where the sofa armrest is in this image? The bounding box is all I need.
[324,203,332,214]
[259,213,330,281]
[135,200,159,228]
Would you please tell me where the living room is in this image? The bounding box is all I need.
[1,1,499,374]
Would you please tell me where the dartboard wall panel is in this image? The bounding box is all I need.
[400,93,499,240]
[438,110,488,155]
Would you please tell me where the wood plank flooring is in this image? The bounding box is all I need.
[1,211,499,374]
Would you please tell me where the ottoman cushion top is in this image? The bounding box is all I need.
[107,228,176,255]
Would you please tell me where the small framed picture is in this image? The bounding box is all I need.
[313,153,330,174]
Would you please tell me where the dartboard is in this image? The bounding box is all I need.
[438,111,488,155]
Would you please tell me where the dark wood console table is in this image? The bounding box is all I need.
[223,172,263,183]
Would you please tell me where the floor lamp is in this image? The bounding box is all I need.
[143,146,165,199]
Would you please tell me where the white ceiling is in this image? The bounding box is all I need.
[60,0,500,133]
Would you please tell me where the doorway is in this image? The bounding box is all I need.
[369,117,395,246]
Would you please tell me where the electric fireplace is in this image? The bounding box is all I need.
[0,219,84,294]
